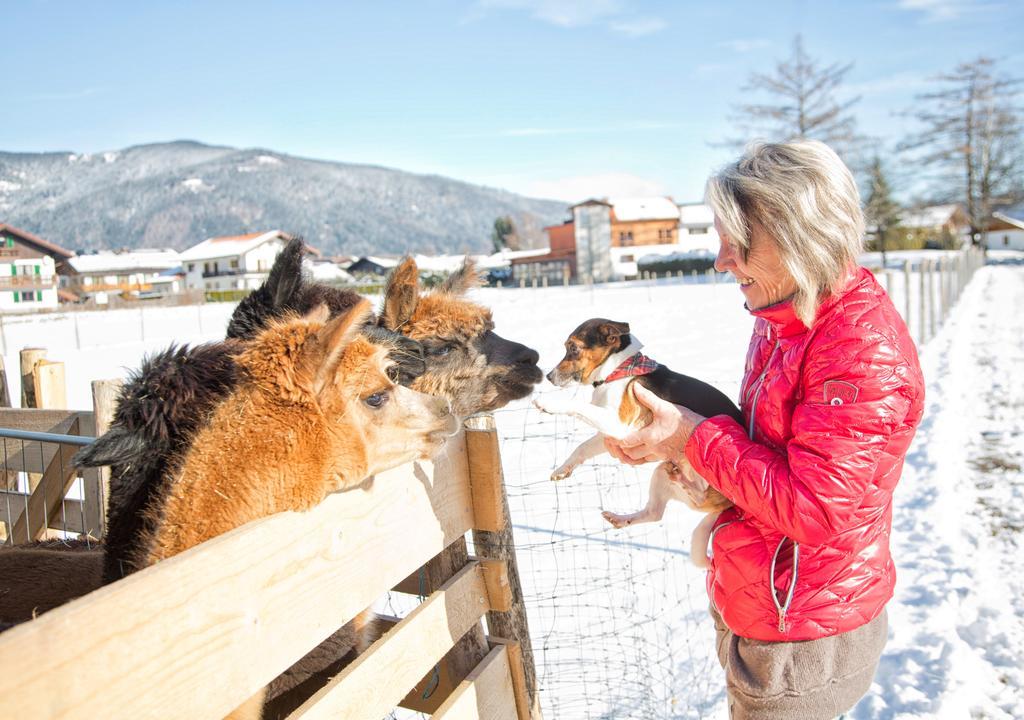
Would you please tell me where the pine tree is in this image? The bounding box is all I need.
[864,157,902,266]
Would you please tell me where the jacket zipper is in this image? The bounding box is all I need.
[747,339,779,441]
[745,338,800,634]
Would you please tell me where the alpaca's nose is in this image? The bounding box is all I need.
[517,345,540,367]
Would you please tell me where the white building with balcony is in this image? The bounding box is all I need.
[179,230,294,292]
[64,249,182,301]
[0,223,72,312]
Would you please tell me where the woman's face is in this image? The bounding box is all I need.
[714,216,797,310]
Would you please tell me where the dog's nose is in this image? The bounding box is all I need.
[545,369,557,384]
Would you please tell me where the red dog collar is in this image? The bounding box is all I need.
[593,353,659,387]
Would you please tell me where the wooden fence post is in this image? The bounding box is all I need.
[465,415,542,720]
[0,357,10,409]
[927,259,936,339]
[19,347,47,408]
[85,379,123,537]
[33,361,67,411]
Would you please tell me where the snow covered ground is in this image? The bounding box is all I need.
[3,253,1022,718]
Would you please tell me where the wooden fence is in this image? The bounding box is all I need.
[0,394,541,718]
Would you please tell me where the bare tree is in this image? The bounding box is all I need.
[724,35,862,157]
[900,56,1024,246]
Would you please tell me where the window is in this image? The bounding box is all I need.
[1005,235,1011,246]
[620,254,635,263]
[230,259,239,269]
[688,226,709,235]
[188,263,195,272]
[19,291,34,302]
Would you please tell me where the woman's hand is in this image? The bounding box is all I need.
[604,384,707,465]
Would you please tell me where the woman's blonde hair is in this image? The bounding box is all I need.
[705,139,864,325]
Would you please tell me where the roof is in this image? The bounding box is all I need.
[0,223,74,259]
[67,249,181,274]
[678,203,714,226]
[993,207,1024,231]
[901,204,966,229]
[178,230,292,262]
[477,248,551,270]
[608,197,679,222]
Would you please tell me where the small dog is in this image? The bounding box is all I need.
[534,318,743,566]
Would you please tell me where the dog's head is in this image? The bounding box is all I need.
[547,318,631,387]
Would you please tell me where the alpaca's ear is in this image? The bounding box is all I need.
[440,258,482,296]
[380,257,419,330]
[73,427,146,468]
[313,298,374,397]
[267,237,307,309]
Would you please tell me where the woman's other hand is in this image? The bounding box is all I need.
[603,384,707,465]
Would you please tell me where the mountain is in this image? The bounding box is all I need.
[0,141,568,256]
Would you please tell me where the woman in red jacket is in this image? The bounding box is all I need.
[607,140,925,719]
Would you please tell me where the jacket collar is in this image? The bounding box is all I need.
[747,266,866,338]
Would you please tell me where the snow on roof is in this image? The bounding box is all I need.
[993,208,1024,230]
[608,197,680,222]
[306,260,354,283]
[413,254,476,273]
[178,230,290,262]
[476,248,551,269]
[678,203,714,226]
[360,256,400,269]
[901,204,963,229]
[68,249,181,274]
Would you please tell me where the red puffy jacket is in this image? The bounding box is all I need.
[685,267,924,642]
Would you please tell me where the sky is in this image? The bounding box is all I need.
[3,0,1023,205]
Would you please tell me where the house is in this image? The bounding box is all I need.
[985,207,1024,251]
[573,197,682,281]
[345,256,400,277]
[62,249,182,301]
[677,203,720,252]
[505,220,576,285]
[178,230,295,292]
[901,205,971,249]
[0,223,73,312]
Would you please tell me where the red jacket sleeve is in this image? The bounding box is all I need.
[685,327,917,547]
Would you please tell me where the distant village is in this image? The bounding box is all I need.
[2,197,1022,314]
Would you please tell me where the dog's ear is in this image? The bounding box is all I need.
[313,298,374,398]
[598,320,630,347]
[440,258,482,296]
[380,257,419,331]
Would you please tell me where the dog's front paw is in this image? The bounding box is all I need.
[550,463,576,481]
[534,396,573,416]
[601,510,634,529]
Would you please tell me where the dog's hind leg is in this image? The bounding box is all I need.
[602,462,677,529]
[690,511,721,568]
[551,433,607,481]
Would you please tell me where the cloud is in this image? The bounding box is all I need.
[473,0,666,35]
[718,38,771,53]
[895,0,1001,22]
[608,16,667,37]
[524,172,668,203]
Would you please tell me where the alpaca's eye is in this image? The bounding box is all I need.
[364,392,388,409]
[428,343,455,357]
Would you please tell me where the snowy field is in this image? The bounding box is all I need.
[3,252,1023,718]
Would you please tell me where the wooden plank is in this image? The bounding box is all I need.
[290,562,492,720]
[33,360,67,411]
[478,558,512,613]
[0,432,474,720]
[487,638,534,720]
[465,416,543,719]
[432,644,517,720]
[19,348,47,409]
[466,419,506,533]
[0,356,10,408]
[7,417,81,545]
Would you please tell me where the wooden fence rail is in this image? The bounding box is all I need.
[0,419,540,719]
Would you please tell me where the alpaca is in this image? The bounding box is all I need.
[0,241,542,717]
[143,299,456,720]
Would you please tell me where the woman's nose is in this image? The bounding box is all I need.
[714,243,733,273]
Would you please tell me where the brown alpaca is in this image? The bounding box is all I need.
[141,300,456,719]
